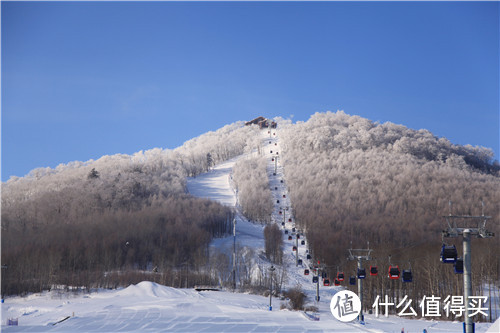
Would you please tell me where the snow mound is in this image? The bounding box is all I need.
[116,281,186,299]
[486,317,499,332]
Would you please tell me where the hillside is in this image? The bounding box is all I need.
[277,112,499,318]
[1,122,261,295]
[2,114,498,331]
[1,112,499,329]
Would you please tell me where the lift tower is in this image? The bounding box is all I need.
[348,244,373,324]
[442,202,494,333]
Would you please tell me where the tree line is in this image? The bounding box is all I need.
[232,156,273,223]
[276,111,499,319]
[1,121,262,296]
[1,195,233,296]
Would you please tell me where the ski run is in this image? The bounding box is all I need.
[2,128,497,332]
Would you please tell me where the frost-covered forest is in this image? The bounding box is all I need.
[1,122,259,295]
[232,157,273,223]
[278,111,499,314]
[278,111,499,248]
[2,111,499,310]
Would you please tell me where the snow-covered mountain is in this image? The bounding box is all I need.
[2,112,499,331]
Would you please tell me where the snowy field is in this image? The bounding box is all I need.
[2,281,497,332]
[2,128,497,332]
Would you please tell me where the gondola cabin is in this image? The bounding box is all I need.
[440,244,458,263]
[370,266,378,276]
[288,235,292,240]
[402,269,412,282]
[301,240,305,245]
[275,187,278,190]
[454,258,464,274]
[312,276,318,283]
[306,254,311,260]
[279,211,282,215]
[288,218,292,222]
[272,158,274,162]
[284,230,288,234]
[280,180,283,183]
[337,272,345,281]
[298,259,303,265]
[275,143,277,146]
[270,150,273,154]
[323,279,330,286]
[357,268,366,279]
[283,194,286,198]
[281,222,285,226]
[296,234,300,239]
[304,269,310,275]
[334,279,340,286]
[277,200,280,203]
[322,272,327,279]
[292,246,297,251]
[292,227,296,232]
[349,276,356,285]
[388,266,401,280]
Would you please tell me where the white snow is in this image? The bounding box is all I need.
[2,128,496,332]
[186,155,242,207]
[2,282,496,332]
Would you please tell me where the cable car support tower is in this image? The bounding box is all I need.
[348,243,373,324]
[441,202,494,333]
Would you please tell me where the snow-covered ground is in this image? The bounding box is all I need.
[186,153,266,261]
[2,128,497,332]
[3,281,497,332]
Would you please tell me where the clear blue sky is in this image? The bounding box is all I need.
[2,1,499,181]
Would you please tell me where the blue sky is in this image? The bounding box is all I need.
[2,1,499,181]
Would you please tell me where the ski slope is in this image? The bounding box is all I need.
[3,281,497,332]
[2,128,497,332]
[185,127,496,332]
[186,153,266,257]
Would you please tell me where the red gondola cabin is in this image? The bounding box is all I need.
[388,265,400,280]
